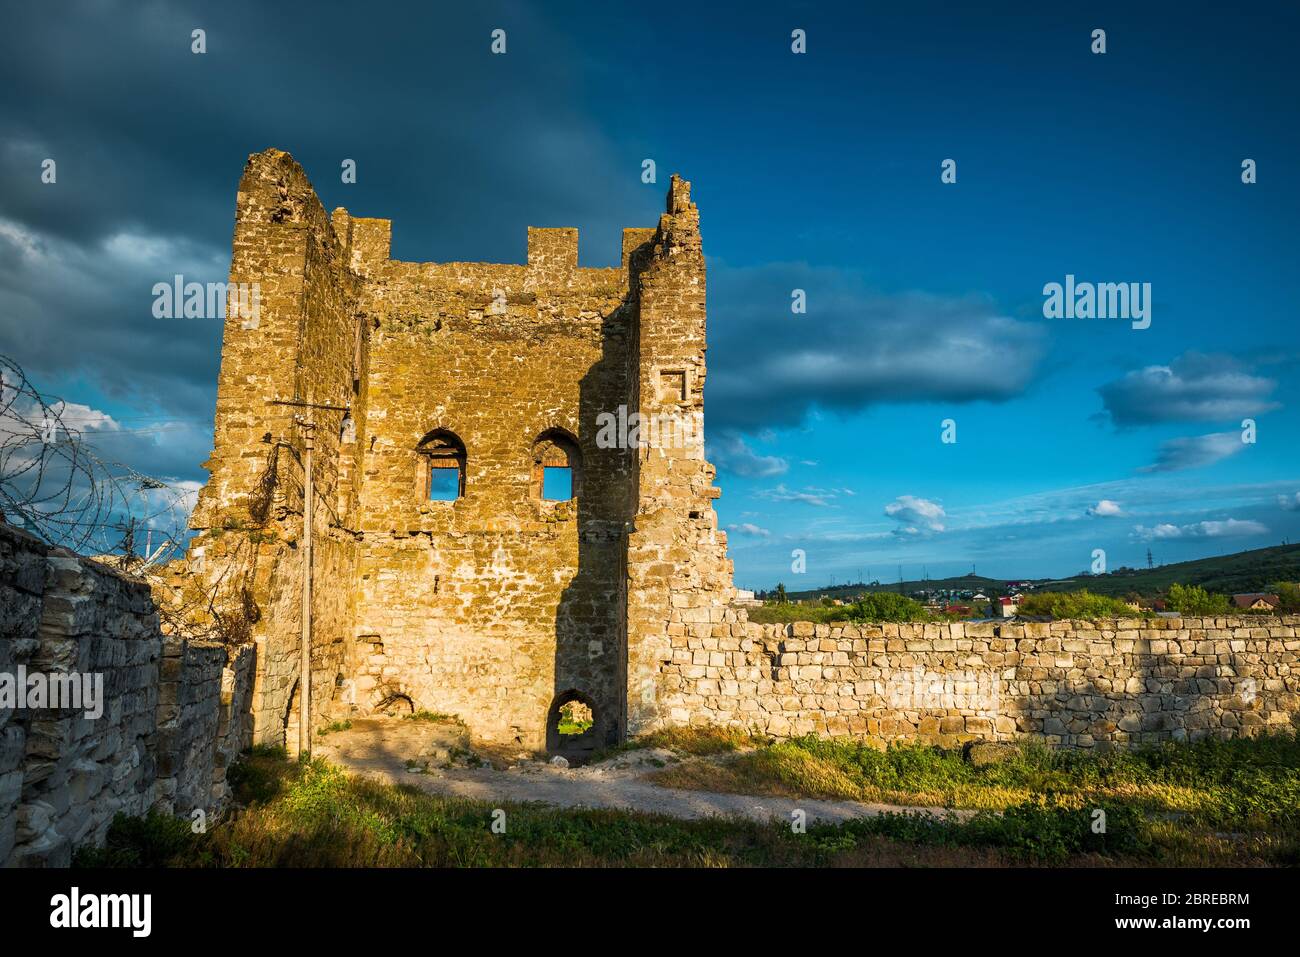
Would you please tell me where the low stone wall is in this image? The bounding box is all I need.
[659,616,1300,747]
[154,637,228,816]
[0,523,255,866]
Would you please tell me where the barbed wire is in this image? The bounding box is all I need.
[0,354,196,568]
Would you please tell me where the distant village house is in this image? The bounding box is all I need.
[1232,593,1280,611]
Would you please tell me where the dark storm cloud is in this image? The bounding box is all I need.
[705,261,1047,433]
[0,0,658,475]
[1096,352,1280,427]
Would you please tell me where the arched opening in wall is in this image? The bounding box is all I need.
[417,429,466,502]
[546,690,601,760]
[283,680,300,755]
[531,429,581,502]
[373,692,415,717]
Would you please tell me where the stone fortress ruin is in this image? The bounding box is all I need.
[184,148,740,757]
[3,149,1297,863]
[173,150,1297,761]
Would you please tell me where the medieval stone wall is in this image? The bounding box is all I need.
[0,523,254,867]
[349,232,635,748]
[188,149,363,748]
[186,149,736,752]
[661,615,1300,746]
[120,150,1300,759]
[625,177,738,736]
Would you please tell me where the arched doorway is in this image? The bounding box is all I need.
[545,689,602,760]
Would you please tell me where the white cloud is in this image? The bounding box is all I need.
[1087,499,1123,517]
[755,484,838,507]
[1133,518,1268,541]
[56,401,121,432]
[1279,492,1300,512]
[884,495,946,535]
[727,522,771,538]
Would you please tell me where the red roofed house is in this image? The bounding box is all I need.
[1232,593,1280,611]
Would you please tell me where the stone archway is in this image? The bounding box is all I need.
[545,689,603,759]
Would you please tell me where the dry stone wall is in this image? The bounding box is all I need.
[0,523,253,867]
[659,615,1300,746]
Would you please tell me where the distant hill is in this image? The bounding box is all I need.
[774,543,1300,602]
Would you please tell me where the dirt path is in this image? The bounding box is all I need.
[316,718,967,826]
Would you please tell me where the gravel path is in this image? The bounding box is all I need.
[317,720,968,826]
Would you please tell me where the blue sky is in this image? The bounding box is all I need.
[1,1,1297,587]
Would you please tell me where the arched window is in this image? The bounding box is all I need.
[531,429,581,501]
[417,429,466,501]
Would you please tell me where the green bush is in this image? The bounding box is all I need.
[842,592,941,623]
[1016,589,1136,619]
[1166,583,1230,615]
[749,591,955,625]
[1269,581,1300,613]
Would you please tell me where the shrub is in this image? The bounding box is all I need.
[1016,589,1135,619]
[843,592,940,623]
[1166,583,1230,615]
[1269,581,1300,613]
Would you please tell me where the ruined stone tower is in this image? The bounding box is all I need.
[186,149,739,753]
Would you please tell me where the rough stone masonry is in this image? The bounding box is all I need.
[0,522,254,867]
[4,151,1296,865]
[169,149,1299,756]
[182,149,739,754]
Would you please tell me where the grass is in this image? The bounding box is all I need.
[74,749,1169,867]
[72,730,1300,868]
[1015,590,1142,619]
[748,593,955,625]
[405,710,465,725]
[646,731,1300,865]
[316,720,352,737]
[588,724,764,763]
